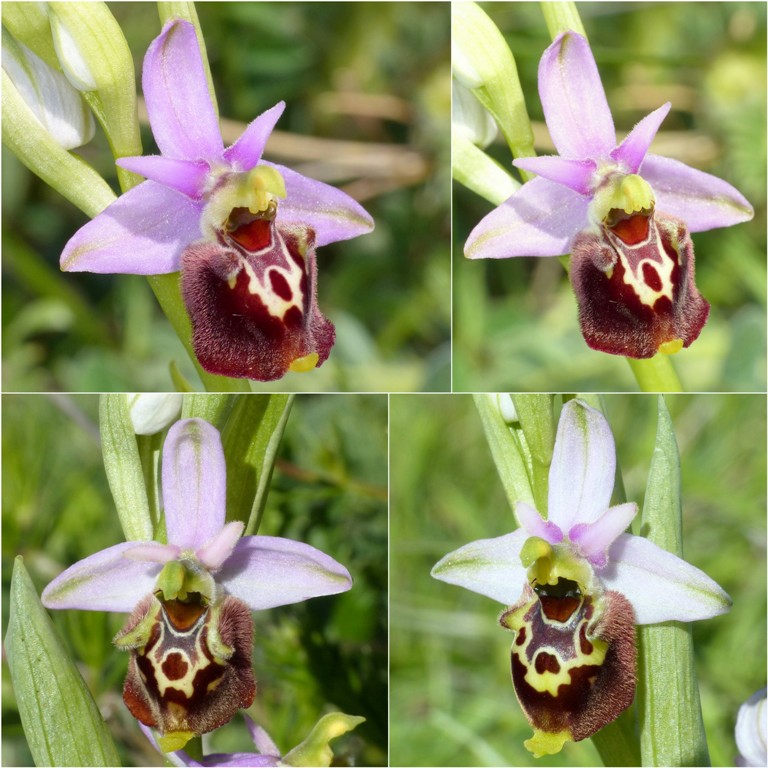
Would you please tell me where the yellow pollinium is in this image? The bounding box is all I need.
[289,353,319,373]
[158,730,195,753]
[520,536,595,595]
[592,172,655,224]
[202,164,287,240]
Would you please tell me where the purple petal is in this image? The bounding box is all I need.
[244,716,280,756]
[602,533,732,623]
[611,103,671,173]
[640,153,754,232]
[143,19,223,160]
[515,500,563,543]
[197,521,244,570]
[116,155,210,200]
[217,535,352,610]
[539,31,616,159]
[41,542,162,612]
[202,755,279,767]
[431,529,529,606]
[512,155,596,195]
[60,181,203,274]
[162,419,227,550]
[464,177,589,259]
[265,162,374,247]
[223,102,286,170]
[548,400,616,531]
[568,502,637,567]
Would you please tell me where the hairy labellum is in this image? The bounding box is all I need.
[181,214,334,381]
[114,593,255,746]
[500,582,636,757]
[570,209,709,358]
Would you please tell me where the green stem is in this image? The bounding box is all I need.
[626,356,683,392]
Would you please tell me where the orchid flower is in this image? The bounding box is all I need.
[466,31,753,359]
[432,399,731,757]
[42,418,353,752]
[59,19,374,380]
[141,712,365,767]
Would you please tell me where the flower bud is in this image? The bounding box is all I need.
[2,27,94,149]
[127,394,183,435]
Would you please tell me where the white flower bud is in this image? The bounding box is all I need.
[127,394,183,435]
[2,28,94,149]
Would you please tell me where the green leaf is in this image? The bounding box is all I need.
[5,556,121,767]
[180,393,235,429]
[510,395,554,516]
[636,396,710,766]
[473,393,535,513]
[222,395,294,534]
[99,394,152,541]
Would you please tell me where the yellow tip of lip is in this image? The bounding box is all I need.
[658,339,684,355]
[158,730,195,753]
[289,353,319,373]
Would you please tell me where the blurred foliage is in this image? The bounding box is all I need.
[390,394,766,766]
[454,2,766,391]
[2,393,387,767]
[2,2,450,392]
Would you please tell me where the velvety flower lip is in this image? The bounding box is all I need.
[432,399,731,625]
[60,18,373,275]
[41,418,352,614]
[465,30,753,261]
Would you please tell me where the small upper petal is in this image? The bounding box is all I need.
[611,103,671,173]
[569,501,638,567]
[162,419,227,550]
[539,31,616,159]
[143,19,223,160]
[601,533,732,623]
[515,500,563,543]
[548,400,616,531]
[222,102,286,170]
[60,180,203,274]
[639,153,754,232]
[217,535,352,610]
[431,529,529,606]
[197,521,244,571]
[116,155,211,200]
[41,541,162,612]
[266,162,375,247]
[513,155,596,195]
[464,177,590,259]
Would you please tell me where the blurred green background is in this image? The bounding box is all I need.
[390,394,766,766]
[2,2,450,392]
[2,393,387,766]
[454,2,766,391]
